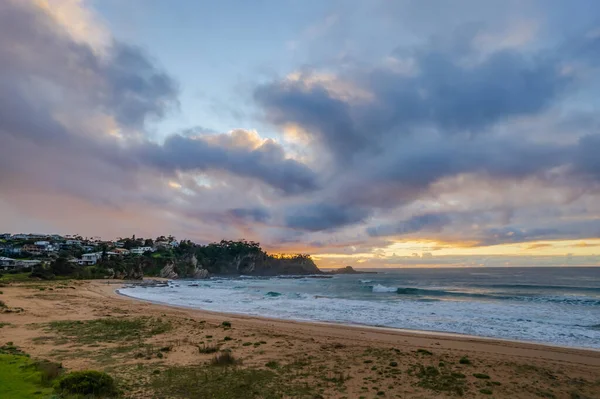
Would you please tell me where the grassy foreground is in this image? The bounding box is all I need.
[0,353,54,398]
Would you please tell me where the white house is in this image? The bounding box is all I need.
[65,240,82,246]
[131,246,154,255]
[11,234,29,240]
[34,241,50,247]
[0,256,16,270]
[80,252,102,265]
[16,259,41,267]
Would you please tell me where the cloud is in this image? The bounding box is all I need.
[1,0,600,266]
[367,213,451,237]
[229,207,271,223]
[138,132,319,195]
[525,243,553,250]
[255,39,572,163]
[284,203,369,231]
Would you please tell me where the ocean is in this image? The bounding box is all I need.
[119,267,600,349]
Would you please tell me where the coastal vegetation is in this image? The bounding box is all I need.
[1,238,322,282]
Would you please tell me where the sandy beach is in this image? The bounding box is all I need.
[1,279,599,398]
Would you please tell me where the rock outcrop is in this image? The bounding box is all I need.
[159,261,179,279]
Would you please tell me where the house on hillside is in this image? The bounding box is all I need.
[21,244,42,254]
[16,259,42,267]
[131,246,154,255]
[0,256,16,270]
[80,252,102,265]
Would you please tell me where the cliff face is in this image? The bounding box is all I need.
[159,254,210,279]
[200,253,321,276]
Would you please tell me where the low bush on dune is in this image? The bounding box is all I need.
[198,344,220,354]
[459,356,471,365]
[54,370,118,397]
[210,351,240,367]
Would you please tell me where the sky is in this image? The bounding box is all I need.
[1,0,600,268]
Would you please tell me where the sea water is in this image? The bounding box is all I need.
[119,267,600,349]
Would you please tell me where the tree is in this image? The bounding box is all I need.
[50,256,76,276]
[144,238,154,247]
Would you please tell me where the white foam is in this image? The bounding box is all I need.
[372,284,397,293]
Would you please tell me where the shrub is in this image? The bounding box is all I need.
[0,300,6,308]
[198,344,219,354]
[211,351,239,367]
[33,360,63,385]
[459,356,471,365]
[223,336,232,341]
[265,361,279,369]
[221,321,231,328]
[389,361,398,367]
[473,373,490,379]
[480,388,493,395]
[417,349,432,355]
[54,370,117,397]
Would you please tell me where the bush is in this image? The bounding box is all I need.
[221,321,231,328]
[198,344,219,354]
[265,361,279,369]
[54,370,117,397]
[0,300,5,308]
[459,356,471,365]
[210,351,239,367]
[33,360,63,385]
[473,373,490,379]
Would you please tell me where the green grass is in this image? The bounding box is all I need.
[152,365,315,398]
[413,365,467,396]
[0,273,33,282]
[45,317,172,344]
[0,354,55,398]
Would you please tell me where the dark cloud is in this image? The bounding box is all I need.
[103,43,179,127]
[367,213,451,237]
[138,133,319,194]
[284,203,369,231]
[255,39,571,163]
[229,207,271,223]
[575,134,600,180]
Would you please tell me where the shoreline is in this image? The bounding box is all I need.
[110,283,600,366]
[115,283,600,356]
[113,278,600,354]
